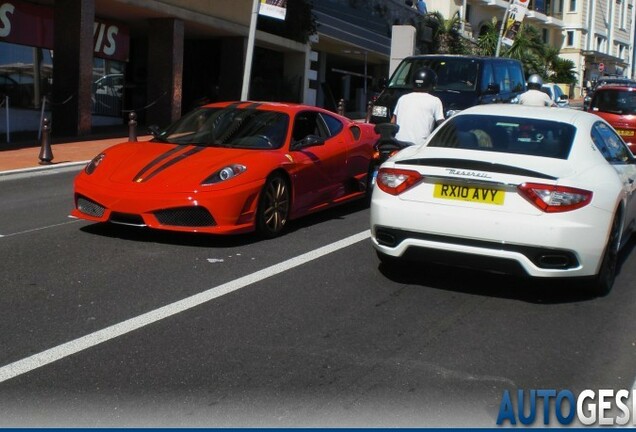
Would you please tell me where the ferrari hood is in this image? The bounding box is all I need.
[103,142,257,188]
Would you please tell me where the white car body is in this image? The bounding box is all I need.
[541,83,570,108]
[370,104,636,295]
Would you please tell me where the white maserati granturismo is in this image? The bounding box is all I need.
[370,104,636,296]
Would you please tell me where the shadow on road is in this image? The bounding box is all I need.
[78,198,369,248]
[375,236,636,305]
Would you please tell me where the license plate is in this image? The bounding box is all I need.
[434,183,505,205]
[617,129,635,137]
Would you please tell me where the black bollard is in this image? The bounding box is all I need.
[337,99,345,116]
[365,100,373,123]
[128,111,137,142]
[38,117,53,165]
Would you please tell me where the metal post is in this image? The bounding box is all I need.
[241,0,260,101]
[38,117,53,165]
[363,51,368,105]
[495,7,510,58]
[4,95,9,144]
[38,95,47,140]
[128,111,138,142]
[337,99,345,116]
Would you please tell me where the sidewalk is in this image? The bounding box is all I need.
[0,133,150,175]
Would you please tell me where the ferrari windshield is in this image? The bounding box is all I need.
[152,107,290,149]
[590,89,636,115]
[428,114,576,159]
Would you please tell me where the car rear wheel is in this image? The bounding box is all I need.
[587,213,621,297]
[376,250,405,269]
[256,173,290,238]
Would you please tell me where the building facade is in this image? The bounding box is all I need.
[428,0,636,96]
[0,0,415,137]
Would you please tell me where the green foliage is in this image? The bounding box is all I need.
[476,19,577,84]
[421,11,469,54]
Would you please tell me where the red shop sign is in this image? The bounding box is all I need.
[0,0,129,61]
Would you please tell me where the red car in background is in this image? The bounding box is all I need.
[72,101,379,238]
[587,84,636,153]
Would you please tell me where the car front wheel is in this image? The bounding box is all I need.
[256,173,290,238]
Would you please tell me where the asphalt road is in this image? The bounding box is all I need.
[1,167,636,427]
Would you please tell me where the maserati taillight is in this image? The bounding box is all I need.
[518,183,592,212]
[376,168,422,195]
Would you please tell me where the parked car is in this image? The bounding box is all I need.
[369,55,525,122]
[587,84,636,154]
[583,76,636,110]
[541,83,569,108]
[72,101,379,238]
[370,104,636,296]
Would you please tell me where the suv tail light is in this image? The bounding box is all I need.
[376,168,422,195]
[518,183,592,212]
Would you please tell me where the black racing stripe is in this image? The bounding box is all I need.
[133,145,188,182]
[397,158,558,180]
[241,102,262,110]
[138,146,206,183]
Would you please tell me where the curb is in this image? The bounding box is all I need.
[0,160,89,178]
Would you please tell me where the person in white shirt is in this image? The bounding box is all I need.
[518,74,556,107]
[391,67,445,146]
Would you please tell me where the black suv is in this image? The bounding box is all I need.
[370,55,526,123]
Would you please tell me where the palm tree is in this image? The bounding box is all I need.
[477,17,499,56]
[422,11,466,54]
[505,24,546,75]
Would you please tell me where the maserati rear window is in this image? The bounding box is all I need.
[427,114,575,159]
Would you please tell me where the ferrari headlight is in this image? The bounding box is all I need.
[201,164,246,185]
[85,153,105,175]
[372,105,388,118]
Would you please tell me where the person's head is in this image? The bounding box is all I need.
[412,67,437,92]
[527,74,543,90]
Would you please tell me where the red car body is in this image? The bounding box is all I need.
[587,84,636,153]
[71,101,379,237]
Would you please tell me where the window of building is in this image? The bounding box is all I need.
[92,58,125,117]
[596,36,605,52]
[619,0,627,29]
[542,28,549,44]
[618,44,625,61]
[0,42,52,110]
[566,31,575,46]
[568,0,576,12]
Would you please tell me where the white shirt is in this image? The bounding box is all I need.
[392,91,445,146]
[518,89,554,107]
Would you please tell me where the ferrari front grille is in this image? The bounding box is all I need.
[153,206,216,227]
[76,196,106,217]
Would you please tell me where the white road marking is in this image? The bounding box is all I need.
[0,219,82,238]
[0,230,371,383]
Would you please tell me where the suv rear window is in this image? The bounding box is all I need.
[428,114,575,159]
[590,89,636,115]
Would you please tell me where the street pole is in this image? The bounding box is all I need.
[495,6,509,58]
[241,0,260,100]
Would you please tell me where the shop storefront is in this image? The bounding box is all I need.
[0,0,129,133]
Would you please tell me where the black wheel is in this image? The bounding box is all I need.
[587,213,621,297]
[256,173,290,238]
[365,162,377,205]
[376,250,404,269]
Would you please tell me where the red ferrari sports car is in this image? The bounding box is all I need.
[71,101,379,237]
